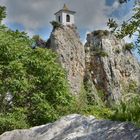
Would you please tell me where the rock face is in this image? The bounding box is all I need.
[48,26,140,101]
[49,25,85,94]
[1,114,140,140]
[85,31,140,103]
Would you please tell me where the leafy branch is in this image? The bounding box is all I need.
[0,6,6,24]
[107,1,140,51]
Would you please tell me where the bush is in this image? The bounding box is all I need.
[27,102,59,126]
[83,105,113,119]
[93,30,110,37]
[124,43,134,51]
[58,97,113,120]
[32,35,47,48]
[0,108,29,134]
[50,21,61,29]
[0,25,73,129]
[93,50,108,57]
[91,47,108,57]
[64,83,113,120]
[115,48,121,54]
[110,93,140,126]
[0,6,6,24]
[128,81,138,93]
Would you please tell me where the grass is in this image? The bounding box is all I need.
[110,93,140,127]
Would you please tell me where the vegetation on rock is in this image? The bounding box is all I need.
[50,21,62,29]
[93,30,110,37]
[124,43,135,51]
[107,1,140,52]
[111,93,140,127]
[94,50,108,57]
[115,48,121,54]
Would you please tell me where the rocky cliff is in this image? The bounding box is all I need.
[1,114,140,140]
[49,25,85,95]
[48,25,140,103]
[85,30,140,103]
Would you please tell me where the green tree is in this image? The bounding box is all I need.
[0,6,6,24]
[107,1,140,51]
[0,21,72,132]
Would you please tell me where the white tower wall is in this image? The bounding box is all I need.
[55,12,62,23]
[62,12,75,25]
[55,12,75,25]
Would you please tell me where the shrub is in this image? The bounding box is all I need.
[62,97,113,120]
[93,30,110,37]
[32,35,47,48]
[124,43,134,51]
[65,82,113,119]
[128,81,138,93]
[0,6,6,24]
[50,21,61,29]
[0,108,29,134]
[83,105,113,119]
[115,48,121,54]
[110,93,140,126]
[93,50,108,57]
[84,77,105,107]
[122,81,138,94]
[69,86,88,114]
[91,47,108,57]
[27,102,59,126]
[0,24,73,129]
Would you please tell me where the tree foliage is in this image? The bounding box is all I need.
[107,1,140,51]
[32,35,47,48]
[0,18,73,132]
[110,93,140,126]
[0,6,6,24]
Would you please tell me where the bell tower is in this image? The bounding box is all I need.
[54,4,76,25]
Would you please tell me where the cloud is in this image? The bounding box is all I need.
[0,0,133,36]
[67,0,111,30]
[112,1,120,9]
[0,0,114,31]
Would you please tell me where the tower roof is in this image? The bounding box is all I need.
[63,4,69,11]
[55,4,76,15]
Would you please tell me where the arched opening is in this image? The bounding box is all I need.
[58,16,61,22]
[66,15,70,22]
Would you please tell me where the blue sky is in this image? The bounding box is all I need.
[0,0,139,59]
[0,0,134,37]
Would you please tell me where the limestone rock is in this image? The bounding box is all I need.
[1,114,140,140]
[85,30,140,103]
[49,25,85,95]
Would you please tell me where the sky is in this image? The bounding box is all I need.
[0,0,139,59]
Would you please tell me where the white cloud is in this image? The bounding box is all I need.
[0,0,133,36]
[0,0,115,31]
[112,1,120,9]
[0,0,6,5]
